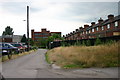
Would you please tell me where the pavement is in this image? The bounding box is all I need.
[0,49,119,79]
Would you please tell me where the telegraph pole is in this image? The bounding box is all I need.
[27,6,30,51]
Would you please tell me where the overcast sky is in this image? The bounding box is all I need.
[0,0,119,37]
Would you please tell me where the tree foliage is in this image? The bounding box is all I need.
[21,34,27,44]
[29,38,35,46]
[47,34,63,43]
[2,26,14,35]
[38,38,47,48]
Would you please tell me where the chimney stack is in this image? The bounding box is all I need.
[76,29,78,32]
[79,27,83,30]
[98,18,103,23]
[41,28,47,32]
[84,24,89,29]
[108,14,114,20]
[91,22,95,26]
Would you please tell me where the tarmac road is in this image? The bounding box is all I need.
[1,49,119,79]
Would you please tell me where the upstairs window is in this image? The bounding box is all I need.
[86,31,87,34]
[34,33,42,35]
[107,24,110,29]
[92,28,94,32]
[83,31,84,34]
[115,21,118,27]
[87,30,89,34]
[89,30,91,33]
[96,27,99,31]
[101,26,104,30]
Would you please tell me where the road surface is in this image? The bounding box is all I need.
[1,49,119,78]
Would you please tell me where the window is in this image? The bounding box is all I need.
[92,28,94,32]
[34,33,41,35]
[43,37,48,38]
[35,36,40,38]
[83,32,84,34]
[42,33,49,35]
[96,27,99,31]
[115,21,118,27]
[89,30,91,33]
[107,24,110,29]
[87,30,89,34]
[101,26,104,30]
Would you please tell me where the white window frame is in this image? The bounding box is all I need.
[86,31,87,34]
[115,21,118,27]
[101,26,104,30]
[96,27,98,31]
[107,24,110,29]
[92,28,94,32]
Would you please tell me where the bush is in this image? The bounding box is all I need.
[86,40,91,46]
[74,40,81,46]
[95,37,102,45]
[82,40,86,46]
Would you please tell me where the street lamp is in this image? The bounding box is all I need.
[27,6,30,51]
[23,6,30,51]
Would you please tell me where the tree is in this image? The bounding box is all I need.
[38,38,47,48]
[21,34,27,44]
[2,26,14,35]
[47,34,63,43]
[29,38,35,46]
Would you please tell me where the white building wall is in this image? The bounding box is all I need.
[13,35,22,42]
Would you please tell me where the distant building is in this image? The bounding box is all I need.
[13,35,23,42]
[0,35,22,43]
[31,28,61,42]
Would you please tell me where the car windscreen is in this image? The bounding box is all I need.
[11,44,21,47]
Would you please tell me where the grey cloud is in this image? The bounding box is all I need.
[1,2,27,14]
[54,2,118,22]
[0,2,42,14]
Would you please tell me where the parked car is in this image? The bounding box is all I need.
[10,43,25,53]
[21,43,28,51]
[0,43,19,59]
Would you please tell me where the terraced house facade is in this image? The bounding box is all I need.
[64,14,120,40]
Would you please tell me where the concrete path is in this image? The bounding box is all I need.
[1,49,119,78]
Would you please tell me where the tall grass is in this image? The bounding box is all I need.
[46,41,119,68]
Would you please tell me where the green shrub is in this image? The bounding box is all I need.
[86,40,91,46]
[95,37,102,45]
[82,40,86,46]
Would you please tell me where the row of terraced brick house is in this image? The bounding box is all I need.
[63,14,120,40]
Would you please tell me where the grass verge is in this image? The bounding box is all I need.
[0,50,36,62]
[46,41,120,68]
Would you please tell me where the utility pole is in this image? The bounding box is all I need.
[27,6,30,51]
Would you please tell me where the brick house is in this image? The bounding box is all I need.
[31,28,61,42]
[64,14,120,40]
